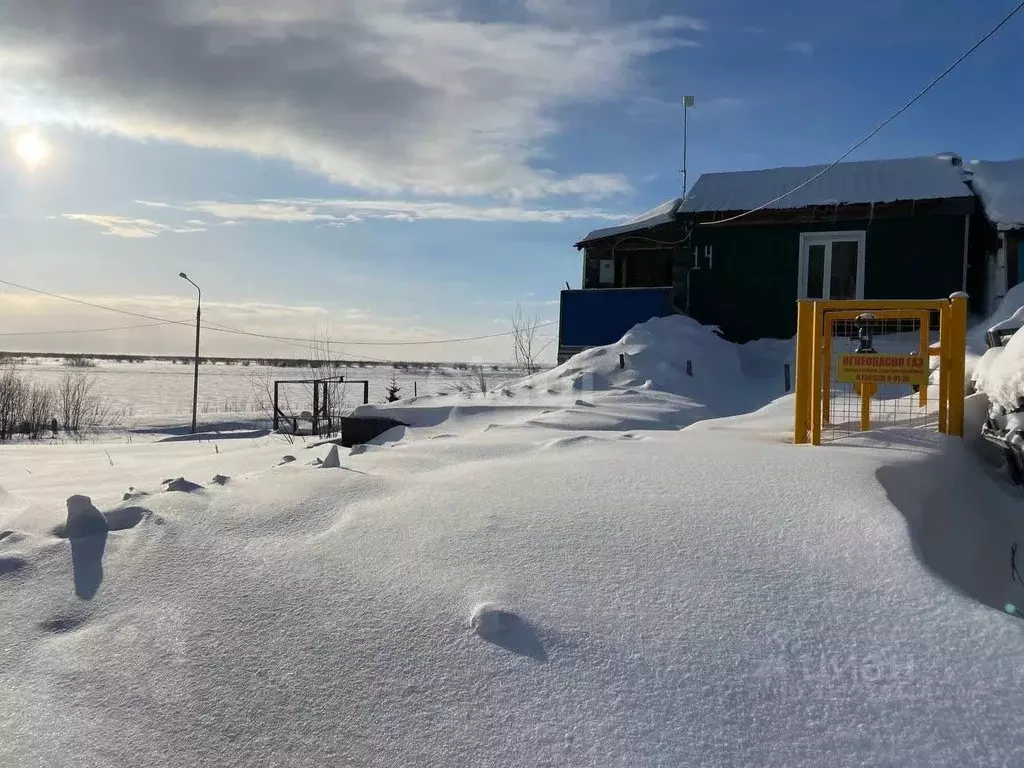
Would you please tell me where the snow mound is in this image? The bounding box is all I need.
[508,314,744,402]
[971,283,1024,351]
[322,445,342,469]
[122,487,149,502]
[163,478,204,494]
[64,495,108,538]
[974,325,1024,410]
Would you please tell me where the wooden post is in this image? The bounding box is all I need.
[686,360,693,377]
[312,382,320,436]
[784,363,791,393]
[273,381,280,431]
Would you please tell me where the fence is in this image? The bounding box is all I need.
[273,377,370,436]
[794,294,968,445]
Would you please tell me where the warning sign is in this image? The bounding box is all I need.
[837,353,929,386]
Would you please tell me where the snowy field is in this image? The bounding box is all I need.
[4,314,1024,766]
[7,357,522,424]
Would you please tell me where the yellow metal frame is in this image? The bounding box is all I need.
[794,294,968,445]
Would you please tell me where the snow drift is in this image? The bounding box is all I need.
[506,314,744,400]
[356,315,789,436]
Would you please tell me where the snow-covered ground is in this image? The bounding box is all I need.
[4,316,1024,767]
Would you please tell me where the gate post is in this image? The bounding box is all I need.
[794,300,814,444]
[948,292,969,437]
[810,302,825,446]
[938,304,950,434]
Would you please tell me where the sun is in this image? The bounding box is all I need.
[13,132,50,167]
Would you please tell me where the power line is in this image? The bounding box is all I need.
[200,318,558,347]
[0,321,175,337]
[704,0,1024,226]
[0,279,199,329]
[0,277,557,349]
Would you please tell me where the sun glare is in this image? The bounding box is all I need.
[13,132,50,167]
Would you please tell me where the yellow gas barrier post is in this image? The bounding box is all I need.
[938,302,950,434]
[810,302,825,446]
[919,317,930,408]
[948,292,969,437]
[795,298,960,445]
[793,301,814,444]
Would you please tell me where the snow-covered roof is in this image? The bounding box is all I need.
[967,159,1024,231]
[680,156,972,214]
[576,197,682,245]
[576,156,974,247]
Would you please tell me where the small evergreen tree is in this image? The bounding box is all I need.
[384,370,402,402]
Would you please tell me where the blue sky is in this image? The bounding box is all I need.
[0,0,1021,361]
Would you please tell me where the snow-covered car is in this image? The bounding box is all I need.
[979,307,1024,484]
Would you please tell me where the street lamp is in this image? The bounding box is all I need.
[179,272,201,434]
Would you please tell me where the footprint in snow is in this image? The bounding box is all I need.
[0,555,28,577]
[541,435,596,451]
[51,501,159,538]
[211,474,231,486]
[470,604,547,662]
[39,613,89,634]
[123,487,150,502]
[0,530,24,545]
[278,455,297,466]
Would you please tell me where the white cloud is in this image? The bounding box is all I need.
[0,290,549,361]
[787,41,815,55]
[61,214,207,238]
[136,197,630,225]
[1,0,703,198]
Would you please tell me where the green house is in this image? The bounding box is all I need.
[573,155,993,344]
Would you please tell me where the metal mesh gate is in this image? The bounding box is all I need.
[794,295,968,445]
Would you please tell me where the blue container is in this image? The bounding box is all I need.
[558,288,675,363]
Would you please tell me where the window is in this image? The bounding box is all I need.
[624,249,673,288]
[797,231,866,300]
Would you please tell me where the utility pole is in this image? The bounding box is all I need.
[682,96,695,196]
[179,272,201,434]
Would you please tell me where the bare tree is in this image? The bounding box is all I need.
[511,303,549,375]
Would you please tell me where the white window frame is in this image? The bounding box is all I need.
[797,231,867,300]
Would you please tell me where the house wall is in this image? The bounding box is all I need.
[685,214,969,342]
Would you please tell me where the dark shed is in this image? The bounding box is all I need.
[572,155,982,344]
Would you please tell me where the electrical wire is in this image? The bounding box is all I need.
[703,0,1024,227]
[0,321,177,337]
[0,277,557,349]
